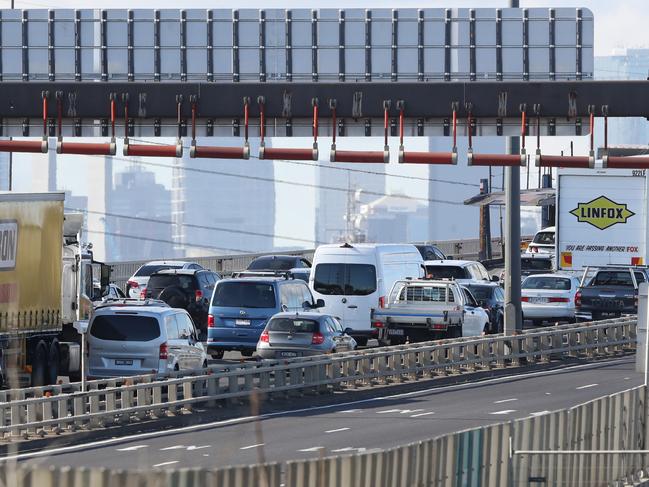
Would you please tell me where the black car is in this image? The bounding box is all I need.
[144,269,221,335]
[414,244,447,261]
[464,283,504,334]
[240,255,312,281]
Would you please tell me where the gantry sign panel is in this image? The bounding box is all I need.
[0,8,593,137]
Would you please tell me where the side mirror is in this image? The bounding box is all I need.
[344,328,354,335]
[491,275,500,282]
[315,299,325,308]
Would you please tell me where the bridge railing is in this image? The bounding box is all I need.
[0,316,636,441]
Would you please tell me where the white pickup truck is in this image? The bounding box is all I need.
[371,279,489,345]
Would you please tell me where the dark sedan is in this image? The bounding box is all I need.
[464,283,504,334]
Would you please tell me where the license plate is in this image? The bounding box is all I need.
[388,329,404,336]
[279,351,298,358]
[235,319,251,326]
[530,297,548,304]
[114,359,133,366]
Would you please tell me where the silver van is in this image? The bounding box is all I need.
[87,302,208,378]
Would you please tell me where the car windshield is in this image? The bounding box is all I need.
[521,258,553,271]
[465,286,493,300]
[523,276,572,290]
[247,257,297,271]
[313,264,377,296]
[532,231,555,245]
[268,318,319,333]
[212,282,277,308]
[591,271,646,287]
[147,275,196,290]
[134,264,182,277]
[425,265,468,280]
[90,315,160,341]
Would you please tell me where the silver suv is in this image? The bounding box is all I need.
[87,301,208,378]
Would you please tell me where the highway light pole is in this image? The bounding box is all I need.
[504,0,523,335]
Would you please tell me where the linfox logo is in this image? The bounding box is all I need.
[0,221,17,270]
[570,196,635,230]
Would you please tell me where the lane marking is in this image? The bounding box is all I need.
[339,409,361,413]
[153,461,179,468]
[576,383,598,390]
[325,427,350,434]
[531,411,550,416]
[240,443,264,450]
[116,445,148,452]
[410,412,435,418]
[331,447,365,453]
[160,445,185,451]
[494,398,517,404]
[2,356,634,463]
[298,447,325,452]
[376,409,401,414]
[187,446,210,451]
[490,410,516,415]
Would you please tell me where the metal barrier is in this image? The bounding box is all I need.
[108,235,511,289]
[0,317,636,441]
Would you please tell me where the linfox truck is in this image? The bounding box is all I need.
[556,167,648,272]
[0,192,109,388]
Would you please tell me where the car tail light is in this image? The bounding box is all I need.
[195,289,203,302]
[159,342,168,360]
[378,296,385,308]
[127,280,139,289]
[548,297,570,303]
[311,331,325,345]
[372,321,384,328]
[208,314,215,328]
[575,291,582,308]
[260,330,270,343]
[521,297,530,302]
[139,287,147,300]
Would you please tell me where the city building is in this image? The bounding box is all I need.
[357,194,429,244]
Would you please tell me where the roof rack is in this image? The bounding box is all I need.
[232,270,295,280]
[95,298,170,309]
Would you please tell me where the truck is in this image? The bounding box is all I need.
[0,192,110,388]
[370,279,488,345]
[575,266,648,321]
[556,168,648,272]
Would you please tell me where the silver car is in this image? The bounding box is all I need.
[256,312,356,359]
[87,302,208,378]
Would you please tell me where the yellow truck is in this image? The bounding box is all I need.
[0,192,108,387]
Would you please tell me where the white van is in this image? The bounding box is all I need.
[309,243,424,345]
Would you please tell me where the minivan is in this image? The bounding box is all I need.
[309,243,424,346]
[207,277,322,359]
[87,302,208,378]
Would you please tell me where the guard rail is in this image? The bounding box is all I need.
[0,317,636,441]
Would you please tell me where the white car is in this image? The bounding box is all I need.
[526,226,555,254]
[521,273,581,326]
[424,259,497,285]
[459,286,490,336]
[126,260,203,298]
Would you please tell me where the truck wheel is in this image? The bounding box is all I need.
[31,341,48,387]
[210,349,225,360]
[47,341,60,385]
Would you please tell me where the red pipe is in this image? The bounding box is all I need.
[124,143,182,158]
[0,139,48,153]
[603,156,649,169]
[400,151,457,165]
[191,145,249,159]
[58,142,116,156]
[468,153,524,167]
[259,147,318,161]
[536,155,594,168]
[331,150,389,164]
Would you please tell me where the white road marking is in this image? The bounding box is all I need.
[376,409,402,414]
[625,377,630,380]
[160,445,185,451]
[298,446,325,452]
[202,454,210,457]
[494,398,517,404]
[116,445,148,452]
[531,411,551,416]
[153,461,179,468]
[1,357,632,463]
[545,392,552,395]
[410,412,435,418]
[325,427,350,434]
[240,443,264,450]
[339,409,361,413]
[331,447,366,453]
[187,445,210,451]
[576,383,598,390]
[398,409,424,414]
[490,410,517,415]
